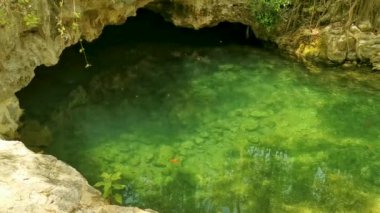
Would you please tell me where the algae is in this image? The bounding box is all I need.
[17,39,380,212]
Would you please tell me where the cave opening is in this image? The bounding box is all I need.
[16,8,262,151]
[15,9,275,212]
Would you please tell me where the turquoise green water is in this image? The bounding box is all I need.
[17,31,380,212]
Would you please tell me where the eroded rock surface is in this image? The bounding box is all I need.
[278,24,380,68]
[0,139,156,213]
[0,0,153,138]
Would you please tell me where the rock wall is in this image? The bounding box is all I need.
[149,0,380,71]
[0,0,153,138]
[277,23,380,71]
[0,139,156,213]
[146,0,255,29]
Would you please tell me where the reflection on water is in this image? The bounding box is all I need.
[17,11,380,213]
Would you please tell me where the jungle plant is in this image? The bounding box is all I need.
[94,172,126,204]
[23,12,40,28]
[251,0,291,28]
[56,0,67,39]
[17,0,40,28]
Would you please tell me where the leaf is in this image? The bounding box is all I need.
[74,12,81,18]
[94,182,104,187]
[103,183,112,198]
[112,184,126,190]
[71,22,79,30]
[111,172,122,180]
[114,193,123,204]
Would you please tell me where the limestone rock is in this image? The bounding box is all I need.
[284,23,380,69]
[147,0,254,29]
[0,0,153,137]
[358,20,373,32]
[0,96,22,139]
[324,33,348,64]
[0,139,156,213]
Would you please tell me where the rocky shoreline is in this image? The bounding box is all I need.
[0,139,157,213]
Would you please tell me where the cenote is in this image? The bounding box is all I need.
[17,9,380,212]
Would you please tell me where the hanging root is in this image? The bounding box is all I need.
[285,0,379,32]
[345,0,359,29]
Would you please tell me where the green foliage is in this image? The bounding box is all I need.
[12,0,41,28]
[94,172,125,204]
[0,8,7,27]
[251,0,291,28]
[23,12,40,28]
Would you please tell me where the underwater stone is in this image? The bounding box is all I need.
[155,145,174,167]
[181,140,195,149]
[240,120,259,131]
[194,137,204,145]
[144,153,154,163]
[199,132,210,139]
[248,110,273,118]
[129,157,141,166]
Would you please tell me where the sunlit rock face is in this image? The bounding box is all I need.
[146,1,256,30]
[277,23,380,71]
[0,139,156,213]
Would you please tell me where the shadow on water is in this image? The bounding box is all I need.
[318,99,380,141]
[141,170,197,213]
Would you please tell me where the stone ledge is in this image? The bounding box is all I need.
[0,139,156,213]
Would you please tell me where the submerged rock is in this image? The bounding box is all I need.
[0,139,156,213]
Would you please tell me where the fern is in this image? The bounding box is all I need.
[94,172,126,204]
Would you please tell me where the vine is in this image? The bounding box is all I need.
[56,0,67,40]
[285,0,380,32]
[56,0,91,68]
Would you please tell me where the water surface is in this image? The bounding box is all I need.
[17,12,380,213]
